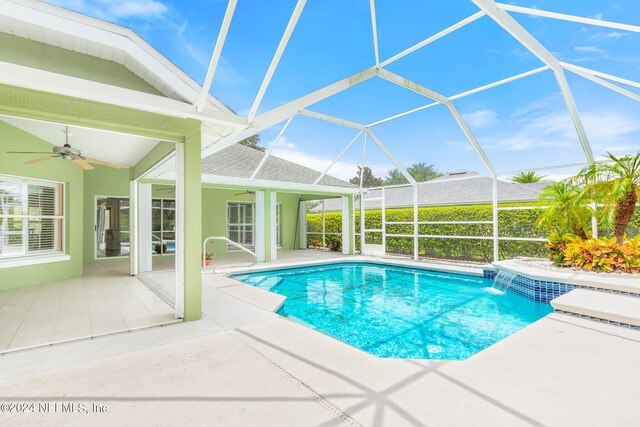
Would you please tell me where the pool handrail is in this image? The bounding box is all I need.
[203,236,258,272]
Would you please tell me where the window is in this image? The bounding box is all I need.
[226,202,283,250]
[227,202,254,249]
[95,197,129,258]
[152,198,175,255]
[0,175,63,259]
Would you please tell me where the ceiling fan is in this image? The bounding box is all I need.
[5,126,121,171]
[234,190,256,196]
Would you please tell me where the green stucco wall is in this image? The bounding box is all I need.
[0,33,162,96]
[278,192,302,251]
[0,121,83,290]
[201,187,302,256]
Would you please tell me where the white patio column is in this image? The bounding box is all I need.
[129,179,138,275]
[492,176,499,262]
[413,185,418,261]
[341,196,351,255]
[591,201,599,239]
[138,182,153,272]
[255,190,266,262]
[174,143,185,319]
[299,200,307,249]
[269,191,277,261]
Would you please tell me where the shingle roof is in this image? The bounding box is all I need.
[321,171,551,210]
[202,144,355,189]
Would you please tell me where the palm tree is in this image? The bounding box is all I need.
[535,180,592,239]
[512,171,547,184]
[575,152,640,244]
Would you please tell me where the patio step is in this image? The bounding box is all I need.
[551,289,640,328]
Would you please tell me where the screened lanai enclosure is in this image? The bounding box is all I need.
[169,0,639,264]
[46,0,640,265]
[304,175,553,263]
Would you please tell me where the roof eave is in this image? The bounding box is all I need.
[2,0,233,113]
[202,174,359,195]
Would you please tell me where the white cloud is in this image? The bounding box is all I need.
[463,109,498,128]
[171,20,209,67]
[51,0,168,21]
[482,107,640,153]
[269,136,296,150]
[574,45,605,54]
[581,109,640,143]
[265,137,389,181]
[110,0,167,18]
[587,31,630,41]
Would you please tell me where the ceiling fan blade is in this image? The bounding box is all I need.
[25,156,56,165]
[83,157,121,169]
[72,158,95,170]
[6,151,54,154]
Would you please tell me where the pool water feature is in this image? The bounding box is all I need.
[493,269,519,294]
[231,263,552,360]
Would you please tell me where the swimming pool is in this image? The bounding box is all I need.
[231,262,552,360]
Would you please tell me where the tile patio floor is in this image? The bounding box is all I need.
[0,263,176,353]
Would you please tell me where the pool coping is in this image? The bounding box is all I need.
[219,255,485,278]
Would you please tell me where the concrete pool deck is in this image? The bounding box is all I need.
[1,257,639,426]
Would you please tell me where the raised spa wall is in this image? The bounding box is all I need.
[483,268,576,303]
[484,261,640,304]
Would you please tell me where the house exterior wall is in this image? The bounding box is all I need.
[201,188,302,255]
[0,121,83,291]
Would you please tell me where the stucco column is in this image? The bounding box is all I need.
[137,182,152,272]
[299,201,307,249]
[341,195,352,255]
[264,190,277,262]
[182,121,202,321]
[255,191,266,262]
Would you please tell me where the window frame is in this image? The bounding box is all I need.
[226,201,283,251]
[152,197,176,256]
[0,173,65,261]
[226,201,256,250]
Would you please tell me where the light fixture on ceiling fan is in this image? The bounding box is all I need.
[5,126,121,170]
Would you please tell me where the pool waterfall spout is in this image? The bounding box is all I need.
[493,269,518,294]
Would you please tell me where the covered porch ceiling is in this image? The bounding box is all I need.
[1,114,166,168]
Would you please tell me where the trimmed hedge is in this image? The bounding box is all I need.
[307,203,548,262]
[306,203,640,262]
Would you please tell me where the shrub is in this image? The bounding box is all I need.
[562,236,640,274]
[545,232,580,266]
[306,203,550,262]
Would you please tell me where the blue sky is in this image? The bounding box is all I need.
[50,0,640,180]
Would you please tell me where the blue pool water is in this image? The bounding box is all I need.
[231,263,552,360]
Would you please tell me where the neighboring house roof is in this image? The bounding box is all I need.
[202,144,356,189]
[321,170,552,210]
